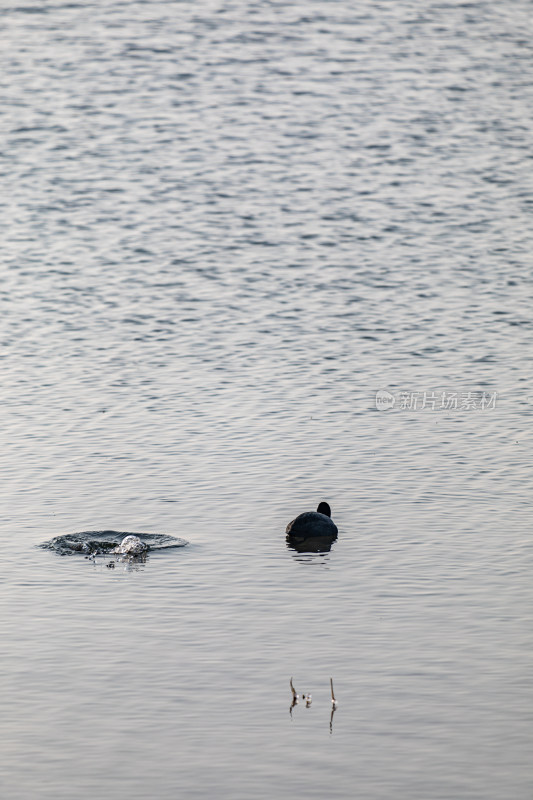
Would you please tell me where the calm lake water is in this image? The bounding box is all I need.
[1,1,532,798]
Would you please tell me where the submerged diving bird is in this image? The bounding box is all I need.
[286,502,338,538]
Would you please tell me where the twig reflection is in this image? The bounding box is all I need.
[289,677,299,717]
[329,702,337,734]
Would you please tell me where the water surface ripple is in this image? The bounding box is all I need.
[1,1,532,799]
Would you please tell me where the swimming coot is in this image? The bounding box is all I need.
[286,502,338,537]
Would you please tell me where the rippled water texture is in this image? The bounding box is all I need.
[1,1,532,798]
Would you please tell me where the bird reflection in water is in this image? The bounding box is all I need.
[286,532,337,555]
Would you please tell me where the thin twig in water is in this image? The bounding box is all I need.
[330,677,337,707]
[290,677,299,702]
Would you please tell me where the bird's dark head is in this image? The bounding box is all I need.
[317,501,331,517]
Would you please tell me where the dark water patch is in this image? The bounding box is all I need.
[40,530,188,556]
[8,5,47,13]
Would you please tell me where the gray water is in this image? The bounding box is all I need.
[1,1,532,798]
